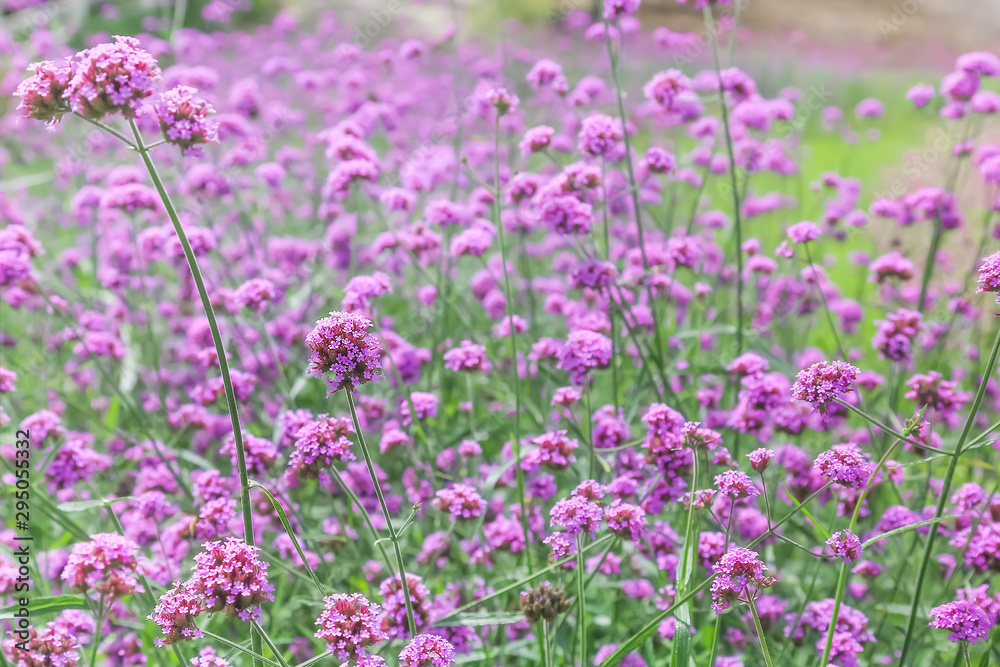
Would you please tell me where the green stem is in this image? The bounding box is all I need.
[88,596,106,667]
[576,534,587,667]
[704,5,745,356]
[493,114,533,575]
[898,321,1000,665]
[747,595,774,667]
[128,118,263,667]
[344,390,417,637]
[961,640,973,667]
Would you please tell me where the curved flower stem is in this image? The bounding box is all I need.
[493,115,533,575]
[704,5,745,357]
[344,390,417,637]
[127,119,263,667]
[832,398,940,455]
[899,322,1000,665]
[76,112,137,149]
[747,595,774,667]
[576,534,588,667]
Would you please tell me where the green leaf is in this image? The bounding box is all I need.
[56,499,106,513]
[976,637,993,667]
[104,395,120,431]
[174,449,216,470]
[248,480,326,597]
[434,611,527,627]
[783,490,831,540]
[861,516,957,549]
[0,595,87,620]
[56,496,133,513]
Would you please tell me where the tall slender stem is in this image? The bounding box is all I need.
[704,6,745,356]
[493,114,533,574]
[128,119,263,667]
[128,119,255,545]
[576,534,588,667]
[899,322,1000,665]
[344,390,417,637]
[747,595,774,667]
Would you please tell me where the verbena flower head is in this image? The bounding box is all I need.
[289,415,356,478]
[827,530,863,563]
[443,340,492,374]
[550,496,604,538]
[746,448,774,473]
[149,583,205,646]
[928,600,992,644]
[61,533,141,597]
[433,484,485,521]
[67,36,161,120]
[710,547,774,613]
[15,60,73,123]
[791,361,859,412]
[189,647,230,667]
[814,444,872,489]
[154,86,218,158]
[189,538,274,622]
[604,500,647,542]
[603,0,641,18]
[714,470,759,500]
[398,634,455,667]
[557,330,612,384]
[976,251,1000,294]
[313,593,388,660]
[5,624,81,667]
[520,582,572,623]
[306,311,384,396]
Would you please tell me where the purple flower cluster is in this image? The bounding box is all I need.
[305,311,384,396]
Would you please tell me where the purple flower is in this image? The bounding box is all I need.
[443,340,492,374]
[305,311,384,396]
[814,444,872,489]
[557,331,612,384]
[906,84,936,108]
[928,600,992,644]
[15,60,73,123]
[189,538,275,622]
[61,533,141,598]
[67,36,161,120]
[313,593,388,660]
[710,547,774,614]
[643,70,692,111]
[604,500,647,542]
[791,361,859,412]
[714,470,759,500]
[149,583,205,646]
[155,86,218,157]
[398,635,455,667]
[578,113,625,158]
[550,496,604,538]
[976,251,1000,293]
[519,125,555,156]
[826,530,863,563]
[433,484,485,521]
[786,221,821,243]
[746,448,774,473]
[289,415,356,478]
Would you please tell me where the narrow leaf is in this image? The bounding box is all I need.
[784,490,831,540]
[249,480,326,596]
[0,595,87,620]
[861,516,956,549]
[434,611,527,627]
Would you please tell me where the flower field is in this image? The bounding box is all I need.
[1,1,999,666]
